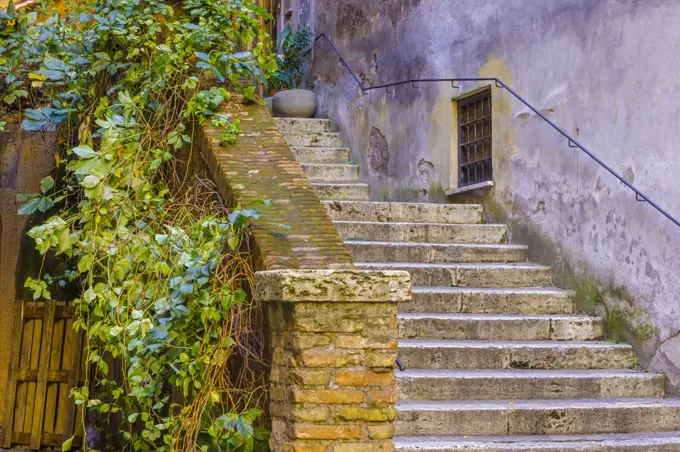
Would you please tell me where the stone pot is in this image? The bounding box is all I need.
[272,89,317,118]
[264,96,274,115]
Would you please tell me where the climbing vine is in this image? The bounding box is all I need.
[1,0,277,450]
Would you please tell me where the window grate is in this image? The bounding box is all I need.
[458,89,492,188]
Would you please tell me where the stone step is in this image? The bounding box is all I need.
[334,221,507,244]
[395,398,680,437]
[275,117,332,133]
[311,183,370,201]
[346,241,529,264]
[292,147,351,163]
[301,163,360,182]
[398,314,603,341]
[398,340,634,370]
[394,432,680,451]
[282,132,342,147]
[322,201,484,224]
[397,369,664,401]
[403,287,574,314]
[355,262,553,288]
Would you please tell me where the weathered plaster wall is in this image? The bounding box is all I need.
[0,124,58,424]
[308,0,680,392]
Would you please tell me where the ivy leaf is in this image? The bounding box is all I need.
[56,227,70,252]
[72,158,107,178]
[81,175,100,188]
[61,435,73,451]
[72,144,98,159]
[18,197,41,215]
[195,52,210,62]
[228,208,260,229]
[38,197,54,212]
[77,254,94,273]
[40,176,54,194]
[110,326,123,337]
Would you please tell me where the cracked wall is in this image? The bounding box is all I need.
[307,0,680,392]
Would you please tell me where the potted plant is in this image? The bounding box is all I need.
[267,23,316,118]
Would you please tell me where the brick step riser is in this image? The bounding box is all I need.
[398,346,634,370]
[395,405,680,436]
[275,118,332,133]
[302,164,360,182]
[401,291,573,314]
[334,222,507,244]
[312,184,370,201]
[322,201,484,224]
[357,265,554,288]
[293,147,351,163]
[398,317,603,341]
[347,243,529,264]
[396,374,664,401]
[283,133,342,147]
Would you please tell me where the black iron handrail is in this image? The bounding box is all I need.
[313,33,680,229]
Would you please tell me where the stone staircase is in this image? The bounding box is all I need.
[275,117,680,451]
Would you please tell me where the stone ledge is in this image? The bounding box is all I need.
[255,270,411,303]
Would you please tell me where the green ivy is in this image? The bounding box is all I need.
[1,0,277,450]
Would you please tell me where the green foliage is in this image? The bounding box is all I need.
[219,119,241,146]
[2,0,277,450]
[0,0,40,113]
[269,24,313,90]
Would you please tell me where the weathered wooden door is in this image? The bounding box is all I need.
[2,300,85,450]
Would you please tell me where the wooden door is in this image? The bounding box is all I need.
[2,300,85,450]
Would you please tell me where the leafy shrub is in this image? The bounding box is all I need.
[1,0,278,450]
[269,23,313,90]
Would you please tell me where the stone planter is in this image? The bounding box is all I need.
[264,96,274,115]
[271,89,317,118]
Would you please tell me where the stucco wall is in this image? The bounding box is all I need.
[307,0,680,392]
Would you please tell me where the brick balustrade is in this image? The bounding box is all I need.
[196,101,353,270]
[255,270,411,452]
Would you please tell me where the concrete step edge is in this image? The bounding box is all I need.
[345,241,528,250]
[399,339,632,349]
[398,313,596,321]
[393,432,680,450]
[396,368,662,379]
[396,397,680,411]
[411,286,570,295]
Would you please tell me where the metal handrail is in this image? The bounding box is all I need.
[313,33,680,229]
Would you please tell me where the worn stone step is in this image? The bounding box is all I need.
[322,201,484,224]
[346,241,528,264]
[301,163,360,182]
[397,369,664,401]
[403,287,574,314]
[399,314,603,341]
[292,147,351,163]
[395,398,680,436]
[398,340,634,370]
[334,221,507,244]
[355,262,553,288]
[275,117,331,133]
[282,132,342,147]
[312,183,370,201]
[393,432,680,451]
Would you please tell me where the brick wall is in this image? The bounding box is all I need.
[196,101,353,270]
